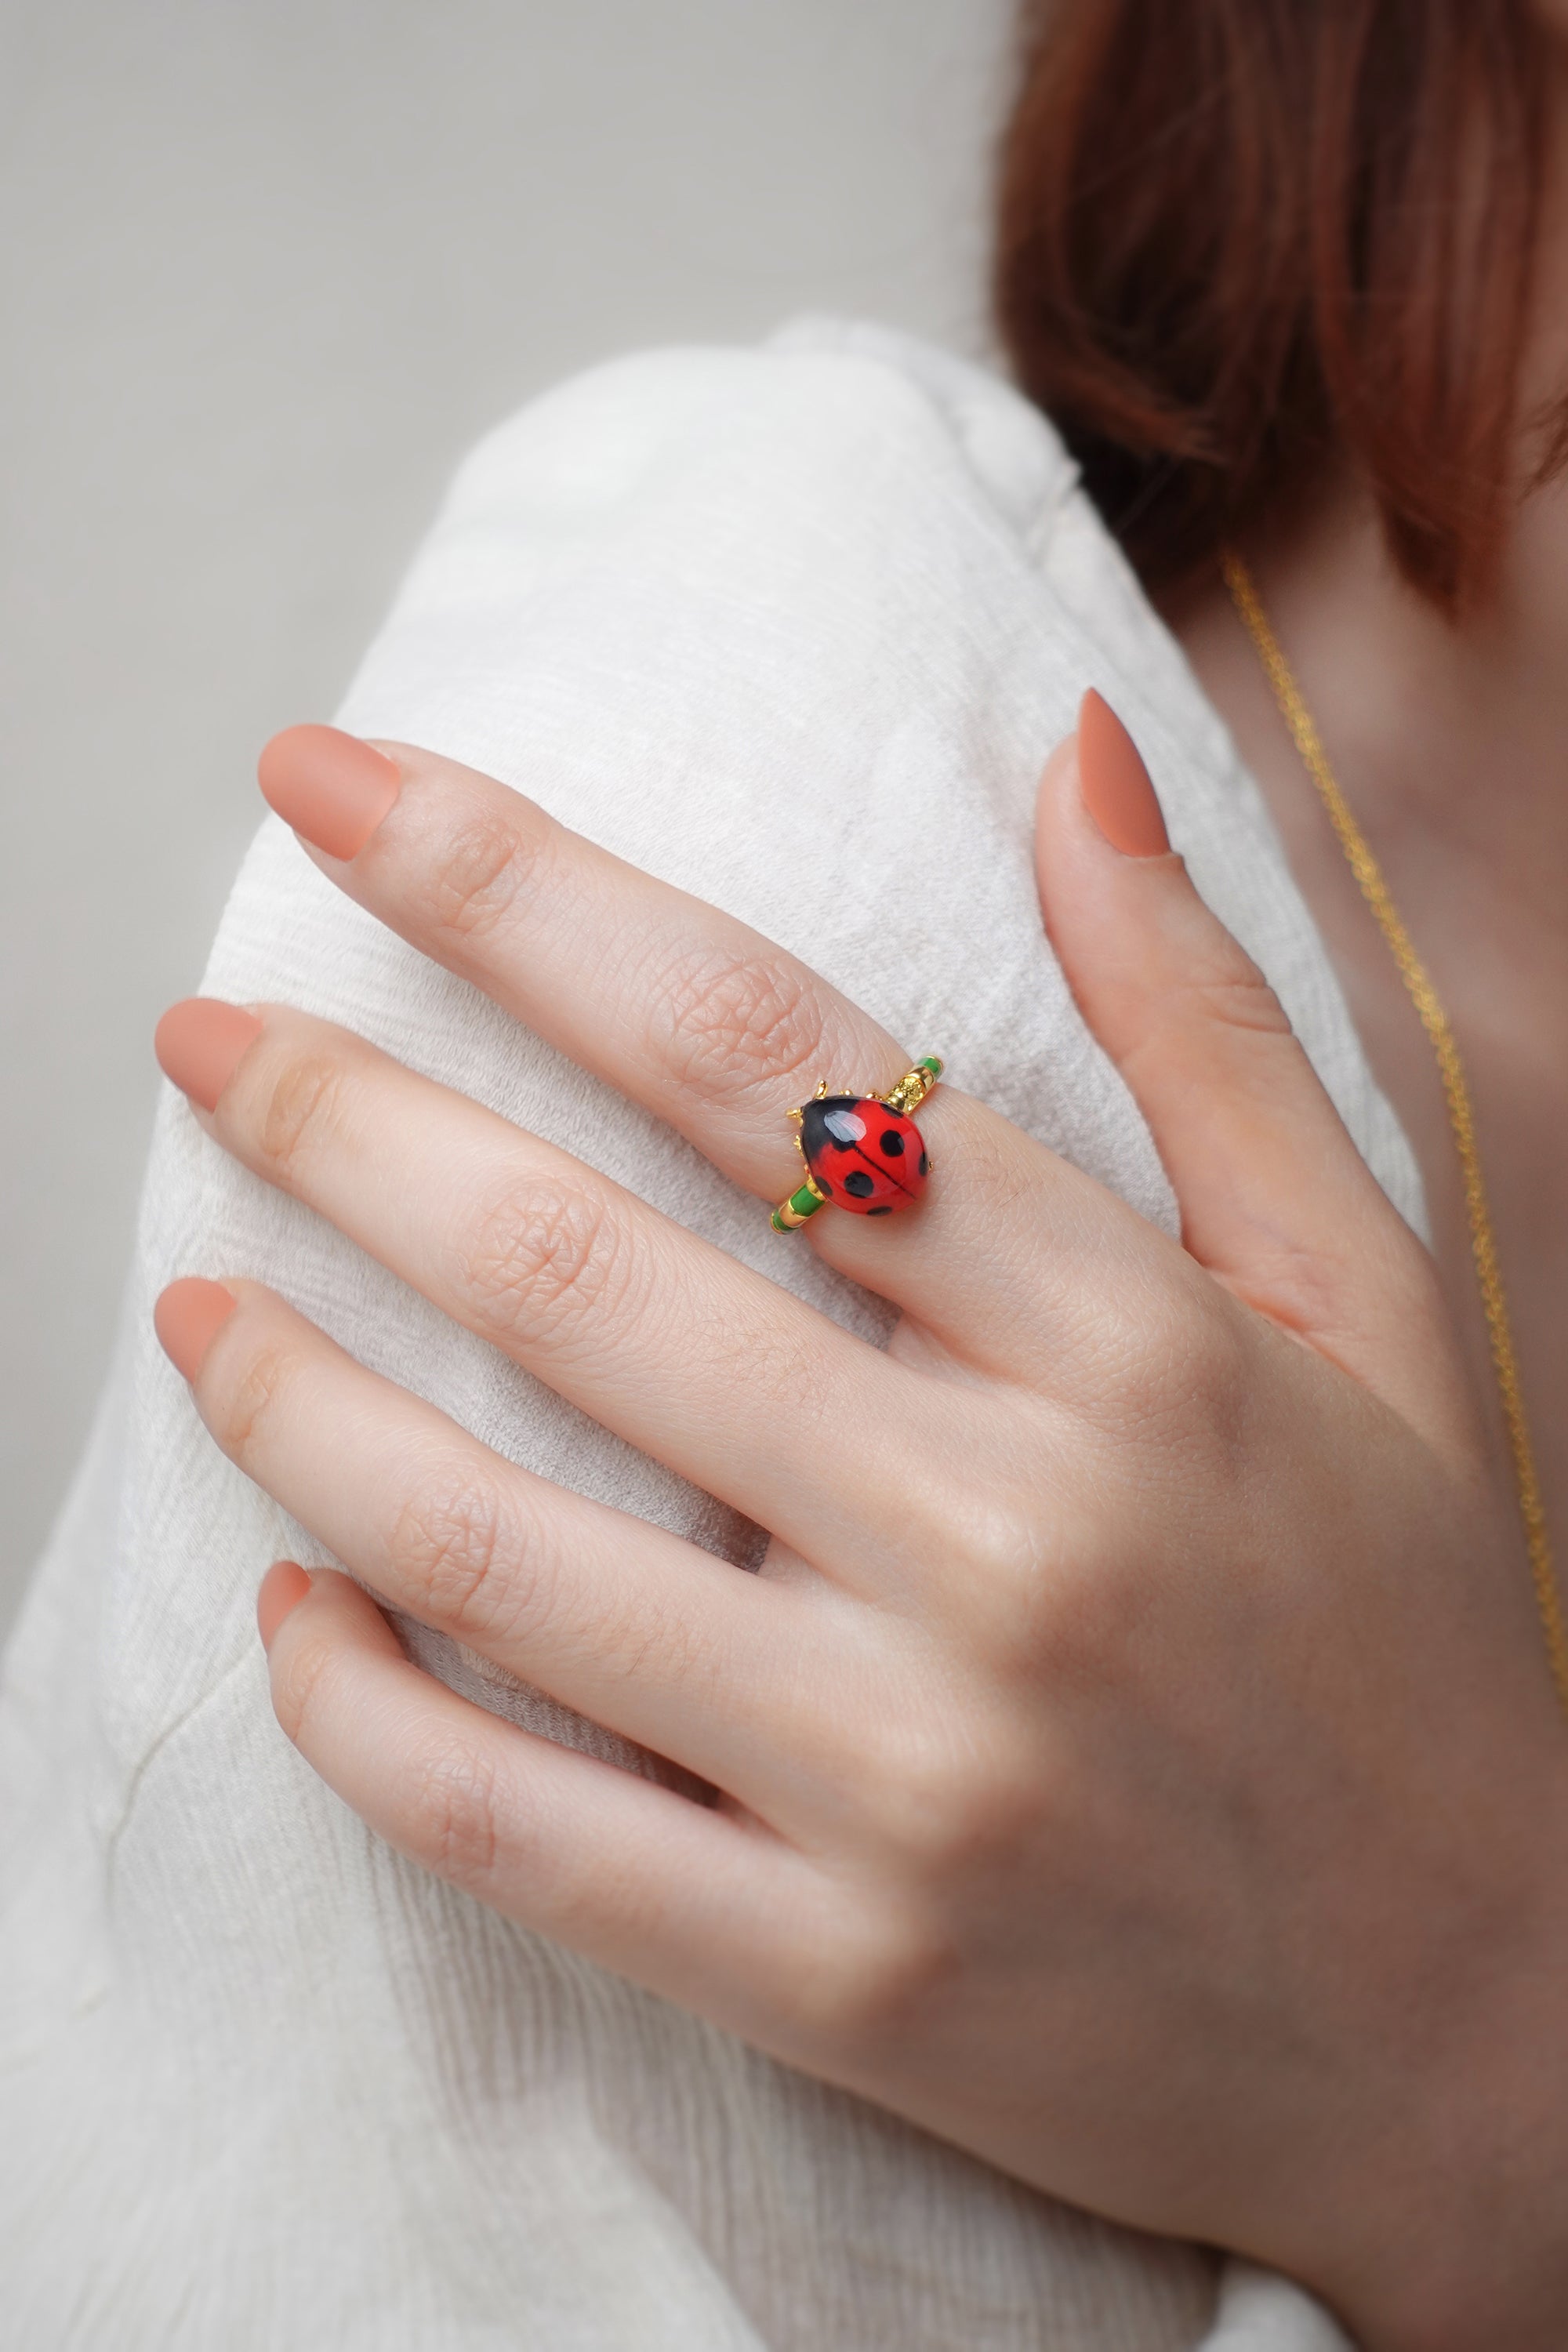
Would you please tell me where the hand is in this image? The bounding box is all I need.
[152,712,1568,2350]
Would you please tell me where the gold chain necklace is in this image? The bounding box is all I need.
[1221,551,1568,1718]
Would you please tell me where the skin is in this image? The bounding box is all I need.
[1169,24,1568,1543]
[155,728,1568,2351]
[147,12,1568,2332]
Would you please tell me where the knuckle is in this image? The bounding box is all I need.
[842,1653,1039,1883]
[1243,1229,1356,1346]
[258,1051,347,1179]
[950,1485,1048,1595]
[408,1735,502,1888]
[457,1180,637,1351]
[390,1472,545,1650]
[270,1615,345,1751]
[920,1476,1053,1639]
[1109,1273,1251,1450]
[212,1340,296,1462]
[647,943,829,1102]
[881,1729,1033,1880]
[916,1459,1136,1689]
[916,1457,1156,1692]
[1022,1532,1141,1692]
[593,1584,711,1696]
[1167,1294,1254,1454]
[795,1901,959,2055]
[416,808,548,944]
[1171,935,1292,1040]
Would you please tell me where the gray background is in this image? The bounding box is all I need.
[1,0,1014,1635]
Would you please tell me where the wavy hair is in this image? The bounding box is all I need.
[994,0,1566,608]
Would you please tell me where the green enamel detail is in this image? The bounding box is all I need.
[772,1181,826,1232]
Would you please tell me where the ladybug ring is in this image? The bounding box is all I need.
[771,1058,942,1232]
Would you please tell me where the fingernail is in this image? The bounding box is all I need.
[1076,690,1170,857]
[154,1277,238,1380]
[257,1561,313,1653]
[155,997,264,1112]
[258,724,401,861]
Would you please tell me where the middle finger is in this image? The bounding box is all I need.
[156,996,966,1588]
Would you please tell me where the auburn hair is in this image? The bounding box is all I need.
[993,0,1563,611]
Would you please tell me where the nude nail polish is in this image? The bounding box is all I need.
[155,998,263,1112]
[257,1562,313,1652]
[1077,689,1171,857]
[154,1277,238,1380]
[258,724,401,861]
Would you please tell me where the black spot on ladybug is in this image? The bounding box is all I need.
[867,1205,892,1217]
[918,1151,929,1176]
[799,1093,928,1215]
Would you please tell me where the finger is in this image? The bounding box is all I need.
[158,1276,864,1813]
[255,727,898,1200]
[258,1563,838,2037]
[254,727,1163,1385]
[1034,695,1460,1428]
[155,1000,956,1579]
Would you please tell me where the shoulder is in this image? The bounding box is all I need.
[416,318,1228,719]
[328,320,1421,1238]
[340,317,1226,858]
[343,319,1089,720]
[437,316,1080,553]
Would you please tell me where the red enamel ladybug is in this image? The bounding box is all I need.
[799,1093,930,1216]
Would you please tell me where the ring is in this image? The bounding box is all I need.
[771,1058,943,1231]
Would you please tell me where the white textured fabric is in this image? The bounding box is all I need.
[0,321,1398,2350]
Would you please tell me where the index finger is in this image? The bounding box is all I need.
[258,727,1157,1385]
[1033,702,1463,1443]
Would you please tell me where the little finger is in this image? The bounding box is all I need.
[256,1562,840,2039]
[154,1275,862,1810]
